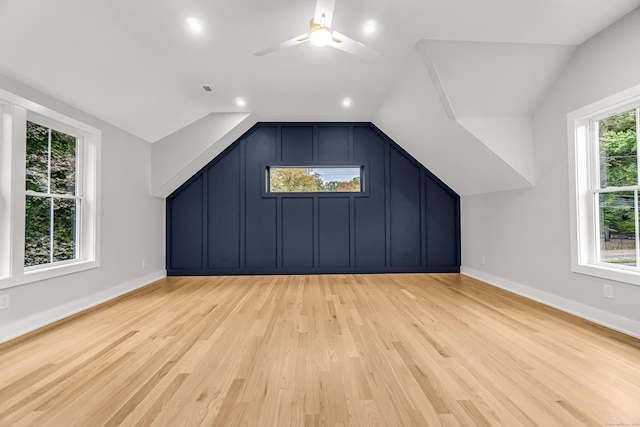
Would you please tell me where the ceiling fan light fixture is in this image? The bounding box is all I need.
[254,0,378,59]
[309,28,332,47]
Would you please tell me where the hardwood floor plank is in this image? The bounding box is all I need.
[1,274,640,426]
[118,372,188,426]
[457,399,493,427]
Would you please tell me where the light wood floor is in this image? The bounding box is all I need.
[1,274,639,426]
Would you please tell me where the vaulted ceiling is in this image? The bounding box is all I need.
[1,0,638,195]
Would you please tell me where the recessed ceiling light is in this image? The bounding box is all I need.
[342,97,352,107]
[186,17,203,33]
[235,97,246,107]
[364,20,377,34]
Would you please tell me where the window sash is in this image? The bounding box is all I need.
[23,193,82,269]
[593,108,640,191]
[592,188,640,267]
[588,106,640,271]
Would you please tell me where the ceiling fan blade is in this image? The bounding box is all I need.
[330,31,378,61]
[254,33,310,56]
[314,0,336,27]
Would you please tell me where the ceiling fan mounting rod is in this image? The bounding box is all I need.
[310,19,329,32]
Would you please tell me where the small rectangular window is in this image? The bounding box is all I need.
[269,167,362,193]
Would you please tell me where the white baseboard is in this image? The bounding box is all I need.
[461,267,640,339]
[0,270,167,345]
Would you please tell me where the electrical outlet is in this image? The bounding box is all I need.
[481,256,486,265]
[0,294,9,310]
[603,284,613,299]
[141,259,148,269]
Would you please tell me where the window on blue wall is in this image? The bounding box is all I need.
[268,167,362,193]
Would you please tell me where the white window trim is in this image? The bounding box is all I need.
[0,88,101,289]
[568,83,640,286]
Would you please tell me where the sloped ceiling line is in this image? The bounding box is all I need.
[418,42,457,121]
[151,112,256,198]
[373,51,534,196]
[415,39,578,188]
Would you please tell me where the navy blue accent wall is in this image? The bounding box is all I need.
[166,123,460,275]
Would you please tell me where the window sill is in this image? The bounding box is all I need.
[572,262,640,286]
[0,259,99,290]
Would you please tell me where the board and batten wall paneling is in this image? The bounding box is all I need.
[318,197,351,268]
[207,146,240,269]
[166,123,460,275]
[245,127,277,269]
[389,146,422,267]
[282,197,315,269]
[426,175,461,267]
[318,126,350,161]
[168,175,203,270]
[354,126,387,268]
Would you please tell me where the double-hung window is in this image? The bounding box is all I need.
[0,88,100,289]
[25,121,80,267]
[569,84,640,285]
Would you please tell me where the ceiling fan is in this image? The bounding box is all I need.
[254,0,378,60]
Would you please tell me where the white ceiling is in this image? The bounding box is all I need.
[0,0,638,142]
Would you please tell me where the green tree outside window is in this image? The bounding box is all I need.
[25,121,77,267]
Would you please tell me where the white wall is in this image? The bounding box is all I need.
[462,9,640,337]
[0,74,166,343]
